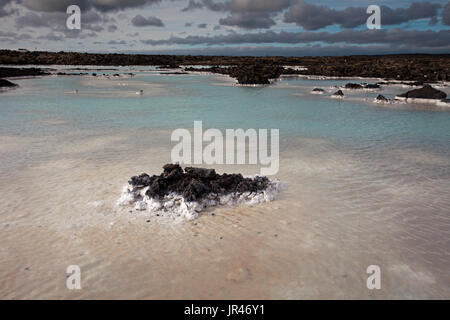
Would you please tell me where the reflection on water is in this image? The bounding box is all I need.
[0,70,449,299]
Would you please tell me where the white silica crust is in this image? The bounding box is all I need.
[394,96,449,106]
[436,100,450,107]
[117,178,287,221]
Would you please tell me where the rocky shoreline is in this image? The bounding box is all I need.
[311,81,448,104]
[0,79,18,88]
[1,50,449,85]
[0,67,50,88]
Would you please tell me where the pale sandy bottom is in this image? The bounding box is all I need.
[0,126,449,299]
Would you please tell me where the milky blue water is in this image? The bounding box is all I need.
[1,69,450,154]
[1,68,450,298]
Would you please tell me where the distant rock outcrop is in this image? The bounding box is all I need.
[344,83,380,90]
[1,50,449,83]
[0,79,18,88]
[185,64,284,85]
[0,67,49,78]
[397,85,447,100]
[229,64,284,85]
[344,83,363,89]
[364,83,381,89]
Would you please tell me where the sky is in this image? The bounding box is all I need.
[0,0,449,56]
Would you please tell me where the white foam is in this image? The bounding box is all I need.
[394,96,448,106]
[436,100,450,107]
[117,178,287,222]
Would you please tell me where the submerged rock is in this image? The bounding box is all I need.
[375,94,389,103]
[332,90,344,97]
[311,88,325,94]
[119,164,285,220]
[397,85,447,100]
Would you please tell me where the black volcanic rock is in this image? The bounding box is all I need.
[128,164,271,202]
[376,94,389,102]
[364,83,381,89]
[229,64,284,85]
[397,85,447,100]
[345,83,363,89]
[157,64,181,69]
[332,90,344,96]
[0,67,49,78]
[312,88,325,93]
[1,50,449,83]
[0,79,18,88]
[186,64,284,85]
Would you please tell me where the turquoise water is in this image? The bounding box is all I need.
[1,71,450,151]
[1,69,450,299]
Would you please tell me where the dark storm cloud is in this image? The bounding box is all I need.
[22,0,91,12]
[197,0,446,30]
[381,2,442,25]
[227,0,293,13]
[197,0,292,13]
[200,0,227,12]
[140,29,450,47]
[108,39,127,45]
[284,1,442,30]
[0,0,18,16]
[107,24,118,32]
[219,11,276,29]
[443,1,450,25]
[131,14,165,27]
[17,33,32,40]
[0,30,17,37]
[182,0,203,12]
[90,0,162,12]
[38,32,64,41]
[15,10,106,32]
[21,0,164,13]
[213,0,293,29]
[15,12,50,28]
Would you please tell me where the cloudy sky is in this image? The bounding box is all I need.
[0,0,449,55]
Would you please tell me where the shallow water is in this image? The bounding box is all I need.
[0,69,449,299]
